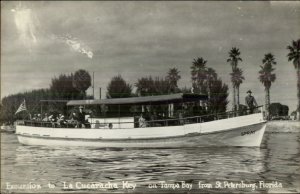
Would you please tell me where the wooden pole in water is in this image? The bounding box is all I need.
[99,88,101,99]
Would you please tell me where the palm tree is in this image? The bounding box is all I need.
[166,68,181,93]
[259,53,277,120]
[191,57,207,94]
[230,67,245,115]
[227,48,242,71]
[287,39,300,120]
[227,47,242,113]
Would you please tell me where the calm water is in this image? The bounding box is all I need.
[1,127,300,193]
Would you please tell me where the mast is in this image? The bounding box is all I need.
[92,72,95,99]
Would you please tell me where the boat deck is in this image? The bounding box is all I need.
[21,107,263,130]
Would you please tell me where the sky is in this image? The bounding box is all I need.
[1,1,300,112]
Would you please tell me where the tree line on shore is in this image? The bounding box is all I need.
[0,39,299,123]
[0,69,92,123]
[0,59,229,123]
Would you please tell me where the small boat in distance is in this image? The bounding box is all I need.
[1,124,15,133]
[15,93,267,148]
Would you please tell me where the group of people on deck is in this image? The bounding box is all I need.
[138,90,258,128]
[30,106,90,128]
[137,103,208,128]
[28,90,258,129]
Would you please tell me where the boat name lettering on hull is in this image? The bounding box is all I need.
[241,130,256,136]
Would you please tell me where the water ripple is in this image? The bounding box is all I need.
[1,129,300,193]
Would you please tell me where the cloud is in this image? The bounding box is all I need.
[11,3,39,52]
[54,34,93,59]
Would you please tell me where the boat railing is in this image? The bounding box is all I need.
[135,105,264,128]
[20,106,263,129]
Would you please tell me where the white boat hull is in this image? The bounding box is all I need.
[16,113,266,148]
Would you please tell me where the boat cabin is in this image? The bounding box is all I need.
[66,93,209,129]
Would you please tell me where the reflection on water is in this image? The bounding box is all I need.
[1,128,300,193]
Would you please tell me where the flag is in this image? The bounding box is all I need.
[15,99,27,115]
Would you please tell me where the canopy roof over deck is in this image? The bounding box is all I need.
[67,93,208,106]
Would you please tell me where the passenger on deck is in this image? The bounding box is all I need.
[150,114,156,127]
[48,115,56,127]
[36,114,42,121]
[42,113,49,122]
[245,90,258,114]
[32,114,37,121]
[84,115,91,129]
[48,115,55,122]
[57,115,67,128]
[77,106,86,128]
[139,114,146,128]
[94,120,100,129]
[84,120,91,129]
[57,114,61,122]
[69,112,78,128]
[69,112,77,120]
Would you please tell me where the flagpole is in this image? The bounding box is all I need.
[93,71,95,99]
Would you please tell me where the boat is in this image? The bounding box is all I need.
[15,93,267,148]
[1,124,15,133]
